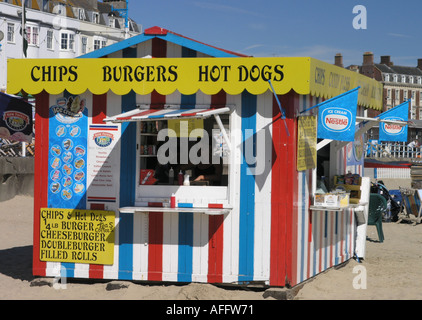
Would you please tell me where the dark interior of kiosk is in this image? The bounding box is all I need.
[139,115,229,187]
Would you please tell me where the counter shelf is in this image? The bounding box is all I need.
[119,206,231,216]
[310,202,368,212]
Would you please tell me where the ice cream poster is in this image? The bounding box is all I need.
[0,92,33,143]
[48,96,88,209]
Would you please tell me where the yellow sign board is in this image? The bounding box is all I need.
[40,208,115,265]
[297,116,317,171]
[7,57,382,110]
[168,118,204,138]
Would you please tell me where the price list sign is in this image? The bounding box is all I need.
[297,115,317,171]
[40,208,115,265]
[48,96,88,209]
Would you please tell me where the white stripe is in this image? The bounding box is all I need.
[162,212,179,281]
[253,92,273,281]
[192,213,209,282]
[133,212,149,280]
[222,94,242,283]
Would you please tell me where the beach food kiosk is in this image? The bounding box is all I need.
[7,27,382,287]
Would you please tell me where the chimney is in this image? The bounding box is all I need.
[361,52,375,78]
[334,53,344,68]
[381,56,393,66]
[362,52,374,65]
[418,59,422,70]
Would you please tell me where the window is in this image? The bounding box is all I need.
[47,30,53,50]
[137,112,230,188]
[42,0,49,11]
[57,3,66,15]
[404,90,408,100]
[411,106,416,119]
[94,39,101,51]
[61,33,68,50]
[92,12,100,24]
[395,89,400,102]
[94,38,107,50]
[109,18,115,28]
[7,23,15,43]
[69,34,75,51]
[26,25,39,46]
[60,32,75,51]
[78,8,85,20]
[81,36,88,54]
[393,74,398,82]
[419,108,422,120]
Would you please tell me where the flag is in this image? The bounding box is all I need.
[316,87,359,142]
[19,0,28,57]
[378,100,409,142]
[0,92,33,143]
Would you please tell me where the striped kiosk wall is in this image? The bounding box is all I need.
[32,34,358,287]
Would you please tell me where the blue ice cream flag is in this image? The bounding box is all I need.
[378,100,409,142]
[301,87,359,142]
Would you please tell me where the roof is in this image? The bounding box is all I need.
[375,64,422,76]
[80,26,249,58]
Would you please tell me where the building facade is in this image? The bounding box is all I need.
[336,52,422,141]
[0,0,141,92]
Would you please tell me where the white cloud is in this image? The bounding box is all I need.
[387,33,412,39]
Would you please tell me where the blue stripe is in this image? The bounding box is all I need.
[178,203,193,208]
[178,213,193,282]
[118,46,137,280]
[238,91,256,282]
[79,32,243,59]
[118,213,134,280]
[176,45,196,283]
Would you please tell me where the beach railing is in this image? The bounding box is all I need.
[365,142,421,160]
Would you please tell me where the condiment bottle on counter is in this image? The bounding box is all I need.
[183,174,190,186]
[169,167,174,184]
[170,193,176,208]
[178,170,184,185]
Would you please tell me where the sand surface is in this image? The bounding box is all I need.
[1,195,422,300]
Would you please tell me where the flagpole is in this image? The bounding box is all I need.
[22,0,25,59]
[300,86,360,114]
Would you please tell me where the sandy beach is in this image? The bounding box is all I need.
[1,195,421,300]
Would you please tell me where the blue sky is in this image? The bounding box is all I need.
[129,0,422,67]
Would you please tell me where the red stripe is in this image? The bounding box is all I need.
[307,170,313,280]
[89,203,105,279]
[270,91,298,286]
[147,37,167,281]
[117,109,157,121]
[148,213,163,281]
[207,215,224,283]
[33,91,49,277]
[270,92,296,286]
[208,203,223,209]
[92,93,107,124]
[207,92,226,283]
[148,202,163,207]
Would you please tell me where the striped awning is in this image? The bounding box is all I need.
[104,106,230,123]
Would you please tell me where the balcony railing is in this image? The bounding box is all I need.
[365,141,421,160]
